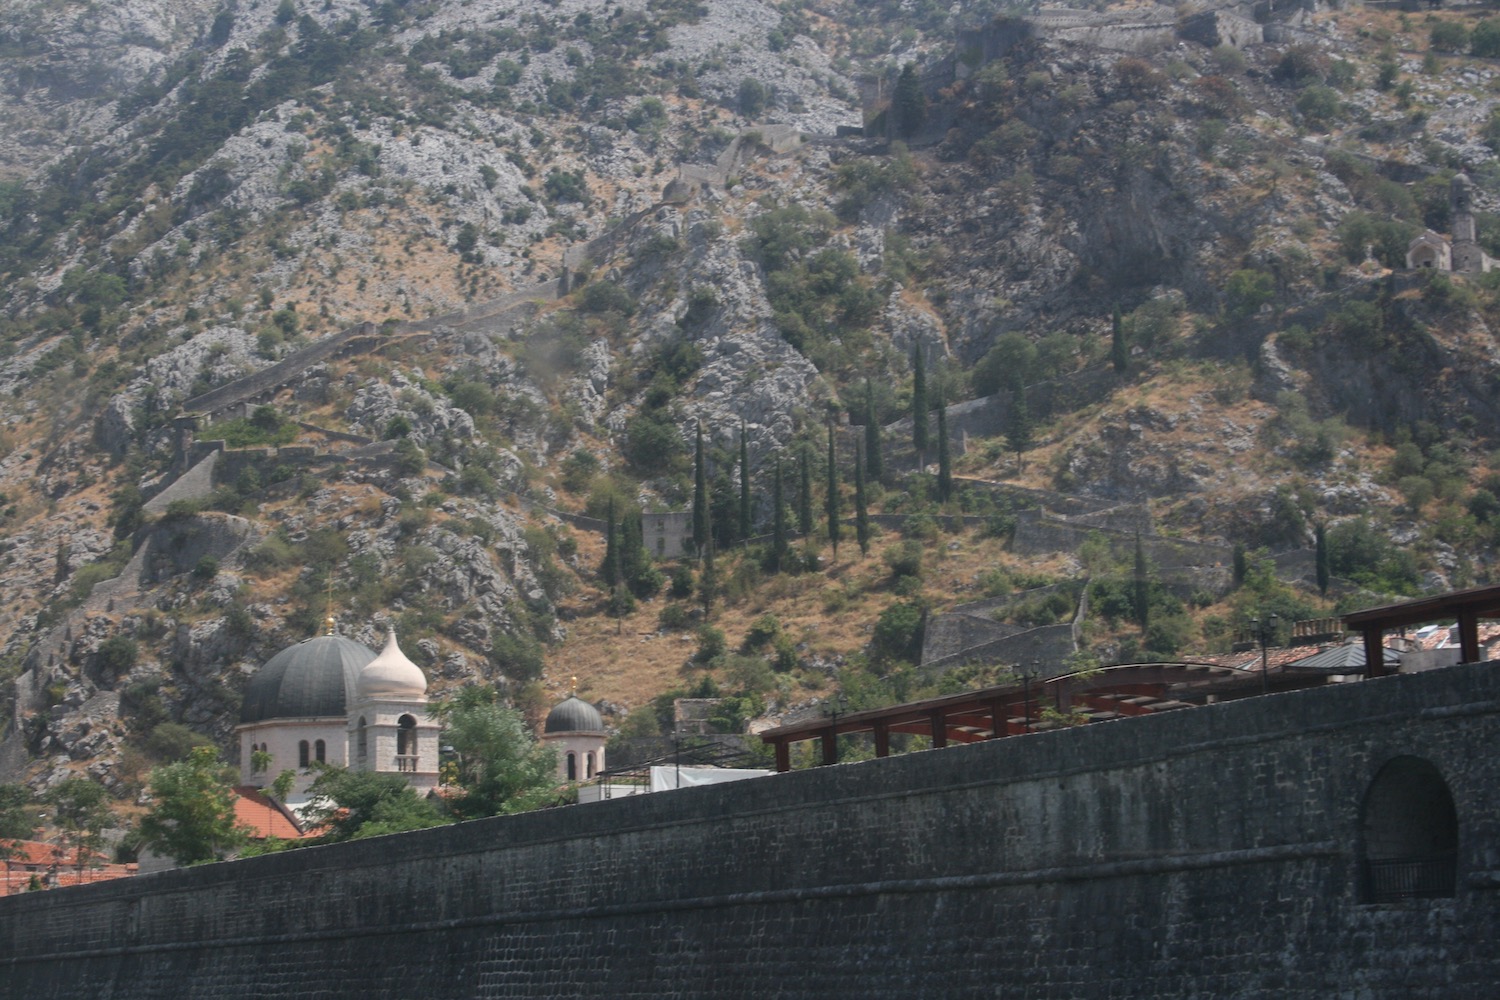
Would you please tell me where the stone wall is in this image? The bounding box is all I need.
[3,662,1497,998]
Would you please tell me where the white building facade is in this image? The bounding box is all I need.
[236,623,438,807]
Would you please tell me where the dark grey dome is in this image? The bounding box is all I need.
[239,635,376,724]
[544,695,604,734]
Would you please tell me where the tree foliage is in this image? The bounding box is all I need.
[872,601,925,664]
[892,63,927,139]
[138,746,249,865]
[0,784,36,870]
[825,421,840,555]
[692,424,708,554]
[738,423,752,544]
[855,446,870,557]
[1111,305,1128,373]
[436,686,558,819]
[306,767,446,842]
[936,395,952,503]
[911,345,928,460]
[45,778,115,873]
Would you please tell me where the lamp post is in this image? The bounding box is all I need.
[1020,659,1039,733]
[822,694,847,765]
[1251,613,1279,694]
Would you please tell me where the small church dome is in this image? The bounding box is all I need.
[544,695,604,734]
[358,628,427,700]
[240,633,375,723]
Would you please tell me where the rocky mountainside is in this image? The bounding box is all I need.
[1,0,1499,795]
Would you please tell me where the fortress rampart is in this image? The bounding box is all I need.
[2,662,1497,998]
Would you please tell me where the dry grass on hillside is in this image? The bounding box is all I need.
[544,521,1038,716]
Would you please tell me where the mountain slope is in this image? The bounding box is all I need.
[0,0,1498,796]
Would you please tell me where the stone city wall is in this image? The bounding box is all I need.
[4,663,1498,998]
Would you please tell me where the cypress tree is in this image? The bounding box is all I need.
[855,445,870,557]
[738,422,751,545]
[1111,304,1128,373]
[772,456,788,573]
[1006,383,1032,467]
[1232,543,1247,588]
[1133,534,1150,634]
[601,496,619,587]
[1315,523,1330,596]
[893,62,927,140]
[711,471,736,549]
[620,511,645,592]
[798,443,813,537]
[692,423,707,556]
[912,345,929,468]
[865,380,883,482]
[826,421,840,556]
[936,392,952,503]
[699,538,718,617]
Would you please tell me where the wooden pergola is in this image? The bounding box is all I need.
[1342,583,1500,677]
[758,661,1269,772]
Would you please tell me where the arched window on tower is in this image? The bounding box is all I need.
[298,740,310,769]
[586,753,595,779]
[396,715,417,772]
[356,717,368,762]
[314,739,326,763]
[1361,755,1459,902]
[566,752,577,781]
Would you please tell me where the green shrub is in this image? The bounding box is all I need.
[543,168,590,206]
[95,636,139,677]
[657,603,691,631]
[741,613,782,651]
[1331,299,1386,350]
[871,600,925,664]
[1431,20,1469,53]
[623,409,685,474]
[392,438,427,476]
[142,721,212,762]
[245,534,295,573]
[560,451,601,493]
[579,280,636,316]
[1295,85,1343,128]
[1225,269,1275,321]
[1472,19,1500,57]
[488,631,544,682]
[694,625,726,662]
[1327,519,1420,594]
[882,540,923,581]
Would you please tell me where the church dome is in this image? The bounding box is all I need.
[544,695,604,734]
[239,633,375,723]
[358,628,427,700]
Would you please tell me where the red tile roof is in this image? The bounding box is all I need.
[0,840,136,896]
[232,786,308,840]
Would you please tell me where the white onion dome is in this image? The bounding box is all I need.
[358,628,428,700]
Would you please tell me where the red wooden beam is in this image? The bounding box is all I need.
[929,710,948,748]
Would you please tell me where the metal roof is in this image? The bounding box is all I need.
[239,635,375,723]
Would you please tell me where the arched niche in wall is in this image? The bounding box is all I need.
[1360,754,1458,903]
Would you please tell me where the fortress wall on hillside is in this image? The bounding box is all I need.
[6,662,1495,998]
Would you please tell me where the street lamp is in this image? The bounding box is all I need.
[1020,659,1040,733]
[1251,614,1279,694]
[822,694,848,765]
